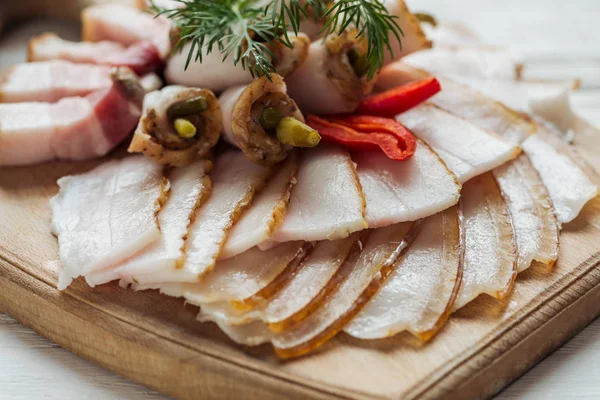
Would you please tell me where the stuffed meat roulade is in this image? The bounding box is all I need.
[219,74,319,165]
[285,31,372,115]
[166,32,310,93]
[129,85,221,166]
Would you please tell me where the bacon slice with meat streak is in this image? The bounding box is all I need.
[268,144,368,243]
[82,3,171,59]
[493,154,559,272]
[345,206,462,341]
[84,160,212,287]
[453,173,517,310]
[0,67,144,166]
[50,156,166,290]
[397,104,520,183]
[27,33,162,75]
[1,61,112,103]
[355,140,461,228]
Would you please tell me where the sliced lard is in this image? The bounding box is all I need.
[85,160,211,287]
[355,140,461,228]
[345,206,462,340]
[453,173,517,310]
[397,104,520,183]
[220,155,298,259]
[269,144,367,243]
[50,156,165,290]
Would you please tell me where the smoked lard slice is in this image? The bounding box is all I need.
[136,241,307,305]
[493,154,559,272]
[85,160,212,287]
[273,222,414,358]
[129,151,271,284]
[523,130,599,224]
[398,104,520,183]
[453,173,517,310]
[51,156,166,290]
[355,140,461,228]
[220,155,298,259]
[198,235,360,327]
[345,206,462,341]
[269,144,368,243]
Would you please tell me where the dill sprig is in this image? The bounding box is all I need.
[153,0,403,80]
[323,1,404,80]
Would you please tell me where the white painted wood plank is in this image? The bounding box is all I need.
[0,314,164,399]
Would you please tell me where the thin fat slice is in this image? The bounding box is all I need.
[136,151,272,283]
[453,173,517,310]
[397,104,520,183]
[375,69,534,145]
[430,77,535,145]
[345,206,462,341]
[220,154,298,260]
[269,144,367,243]
[138,242,306,305]
[522,130,599,224]
[50,156,165,290]
[355,140,461,228]
[0,61,112,103]
[198,234,360,328]
[272,222,414,358]
[493,154,559,272]
[403,46,522,80]
[84,160,212,287]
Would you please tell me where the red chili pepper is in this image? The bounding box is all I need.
[357,77,441,118]
[306,115,416,161]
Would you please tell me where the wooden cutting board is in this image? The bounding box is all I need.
[0,116,599,400]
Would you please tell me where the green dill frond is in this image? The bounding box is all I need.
[153,0,403,80]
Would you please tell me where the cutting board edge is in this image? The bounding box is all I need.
[409,250,600,399]
[3,245,600,399]
[0,257,349,400]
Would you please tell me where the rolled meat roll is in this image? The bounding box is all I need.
[220,74,318,165]
[285,30,371,115]
[128,85,221,166]
[165,32,310,93]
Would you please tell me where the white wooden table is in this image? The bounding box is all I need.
[1,0,600,398]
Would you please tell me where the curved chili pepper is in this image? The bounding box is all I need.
[306,115,416,161]
[357,77,441,118]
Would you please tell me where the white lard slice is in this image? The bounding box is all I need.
[50,156,165,290]
[398,104,520,183]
